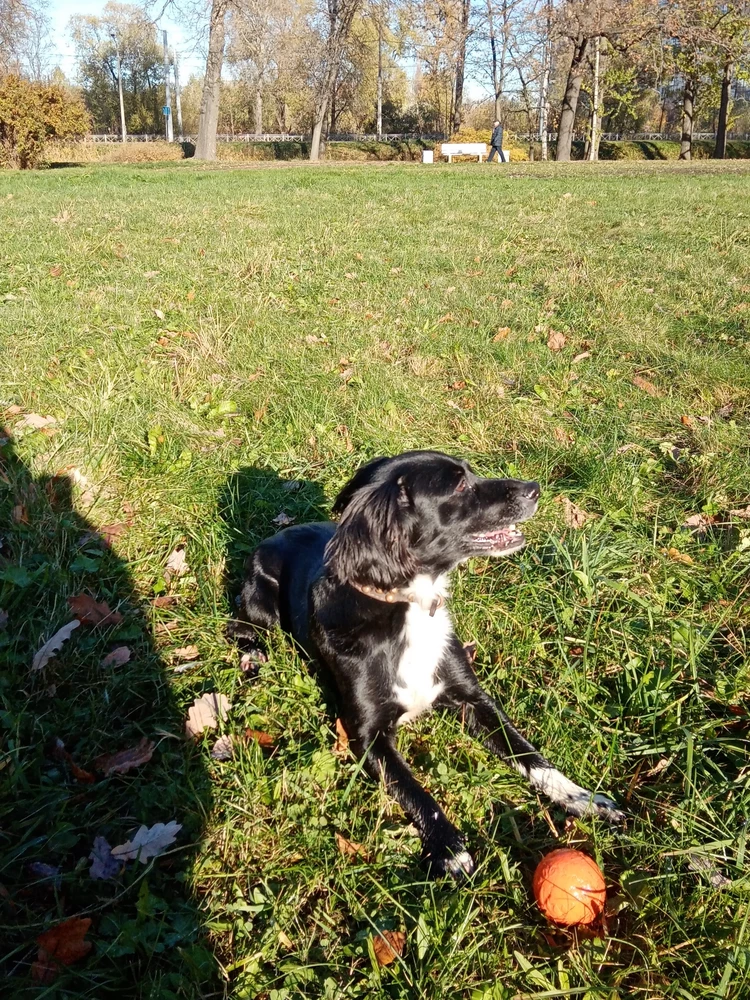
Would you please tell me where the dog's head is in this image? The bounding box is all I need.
[325,451,540,589]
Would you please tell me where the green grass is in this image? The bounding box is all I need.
[1,159,749,1000]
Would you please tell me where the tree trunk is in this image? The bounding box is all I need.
[539,0,552,160]
[679,76,695,160]
[310,93,330,160]
[556,32,588,162]
[714,59,732,159]
[195,0,227,161]
[376,21,383,138]
[487,0,500,119]
[452,0,471,133]
[589,35,601,161]
[254,86,263,136]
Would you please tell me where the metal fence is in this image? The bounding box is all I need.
[87,130,750,144]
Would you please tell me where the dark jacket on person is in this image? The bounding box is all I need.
[491,124,504,147]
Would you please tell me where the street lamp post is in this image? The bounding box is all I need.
[110,31,127,142]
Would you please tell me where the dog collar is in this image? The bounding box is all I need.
[350,582,445,617]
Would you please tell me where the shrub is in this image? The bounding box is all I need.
[0,76,91,169]
[45,140,187,165]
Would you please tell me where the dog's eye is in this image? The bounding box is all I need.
[455,478,468,494]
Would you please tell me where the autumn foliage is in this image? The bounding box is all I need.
[0,75,91,169]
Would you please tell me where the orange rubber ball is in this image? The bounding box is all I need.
[532,849,606,926]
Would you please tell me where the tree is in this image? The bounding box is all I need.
[0,74,90,167]
[308,0,365,159]
[195,0,229,158]
[70,3,165,134]
[1,0,49,77]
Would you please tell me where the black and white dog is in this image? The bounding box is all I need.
[232,451,624,878]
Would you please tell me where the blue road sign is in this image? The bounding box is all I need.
[162,106,170,115]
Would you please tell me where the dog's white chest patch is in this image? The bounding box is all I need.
[394,576,451,724]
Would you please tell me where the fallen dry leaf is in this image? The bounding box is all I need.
[683,513,716,534]
[211,734,235,760]
[246,728,274,748]
[32,620,80,672]
[559,497,594,529]
[729,505,750,520]
[493,327,510,341]
[271,512,295,527]
[667,547,694,565]
[111,820,182,863]
[152,595,177,607]
[335,832,366,858]
[632,375,661,397]
[187,289,196,301]
[143,270,160,279]
[437,313,454,324]
[95,737,155,776]
[49,265,63,277]
[52,738,95,783]
[32,917,92,982]
[553,427,575,445]
[153,308,165,321]
[12,503,28,524]
[333,718,349,755]
[547,329,566,352]
[14,413,57,434]
[185,692,231,737]
[89,836,120,880]
[173,645,199,662]
[572,351,591,364]
[372,929,406,966]
[98,523,127,547]
[101,646,131,668]
[165,544,189,578]
[680,415,694,428]
[68,594,123,627]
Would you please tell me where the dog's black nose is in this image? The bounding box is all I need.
[524,482,541,501]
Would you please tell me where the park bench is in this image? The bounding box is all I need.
[440,142,487,163]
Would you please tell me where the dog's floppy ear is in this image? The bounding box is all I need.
[326,470,417,589]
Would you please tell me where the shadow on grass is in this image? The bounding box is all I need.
[0,434,216,996]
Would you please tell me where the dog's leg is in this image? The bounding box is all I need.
[356,727,475,879]
[228,551,281,673]
[441,650,624,823]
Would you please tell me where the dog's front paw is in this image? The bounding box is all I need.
[422,833,475,881]
[239,649,267,675]
[567,790,626,826]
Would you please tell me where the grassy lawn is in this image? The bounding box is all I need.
[1,159,749,999]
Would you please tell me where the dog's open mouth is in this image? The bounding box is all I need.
[471,524,526,554]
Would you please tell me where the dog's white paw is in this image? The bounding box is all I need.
[567,789,626,825]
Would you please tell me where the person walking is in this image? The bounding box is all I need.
[488,120,506,163]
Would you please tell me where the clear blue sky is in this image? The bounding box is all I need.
[48,0,204,81]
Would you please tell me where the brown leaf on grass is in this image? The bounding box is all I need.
[559,497,594,529]
[15,413,57,434]
[152,595,177,607]
[246,728,274,748]
[32,917,92,982]
[572,350,591,364]
[448,380,467,391]
[32,620,80,672]
[68,594,123,627]
[730,505,750,520]
[632,375,661,397]
[186,289,196,301]
[372,930,406,966]
[12,503,28,524]
[493,327,510,341]
[95,737,155,775]
[553,427,575,446]
[547,329,566,352]
[437,313,454,324]
[51,738,95,783]
[335,832,366,858]
[680,415,694,428]
[165,544,189,578]
[173,645,200,662]
[666,547,693,565]
[98,523,127,547]
[49,265,63,277]
[101,646,131,668]
[185,692,231,737]
[333,718,349,755]
[683,513,716,534]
